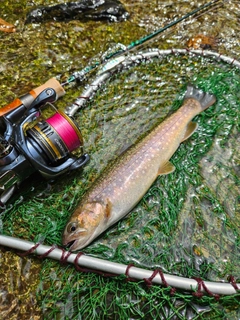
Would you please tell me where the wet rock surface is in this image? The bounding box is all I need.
[26,0,129,24]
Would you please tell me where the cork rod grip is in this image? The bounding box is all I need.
[0,78,65,117]
[32,78,65,100]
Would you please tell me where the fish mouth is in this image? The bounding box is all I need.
[63,235,89,252]
[62,224,102,251]
[63,230,97,251]
[64,239,77,251]
[63,237,85,251]
[62,226,88,251]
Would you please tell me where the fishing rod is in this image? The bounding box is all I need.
[126,0,221,51]
[63,0,222,85]
[0,234,239,296]
[0,0,221,205]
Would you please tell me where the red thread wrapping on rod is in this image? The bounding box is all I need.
[125,264,137,282]
[72,96,89,108]
[77,96,89,100]
[73,251,117,277]
[74,251,85,271]
[18,242,41,257]
[39,245,57,259]
[192,277,220,301]
[60,248,72,264]
[9,242,239,298]
[228,275,240,292]
[143,269,176,295]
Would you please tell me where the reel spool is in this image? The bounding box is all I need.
[27,106,83,165]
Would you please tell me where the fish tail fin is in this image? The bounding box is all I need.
[185,84,216,110]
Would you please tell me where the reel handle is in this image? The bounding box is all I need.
[0,78,65,117]
[32,77,65,100]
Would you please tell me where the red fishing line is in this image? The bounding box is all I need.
[46,112,81,152]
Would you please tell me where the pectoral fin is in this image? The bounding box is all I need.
[181,121,198,142]
[158,161,175,175]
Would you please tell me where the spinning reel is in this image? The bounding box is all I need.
[0,78,89,205]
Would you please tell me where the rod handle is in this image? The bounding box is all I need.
[0,78,65,117]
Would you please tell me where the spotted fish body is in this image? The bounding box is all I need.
[62,85,216,251]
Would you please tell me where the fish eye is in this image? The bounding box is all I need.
[67,222,77,233]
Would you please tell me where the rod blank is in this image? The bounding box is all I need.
[0,234,238,296]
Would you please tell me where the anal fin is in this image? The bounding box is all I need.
[181,121,198,142]
[158,161,175,175]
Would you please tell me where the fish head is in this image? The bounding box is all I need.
[62,201,106,251]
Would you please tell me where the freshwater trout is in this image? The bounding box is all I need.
[62,85,216,251]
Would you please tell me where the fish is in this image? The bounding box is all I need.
[0,18,16,33]
[62,85,216,251]
[25,0,129,24]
